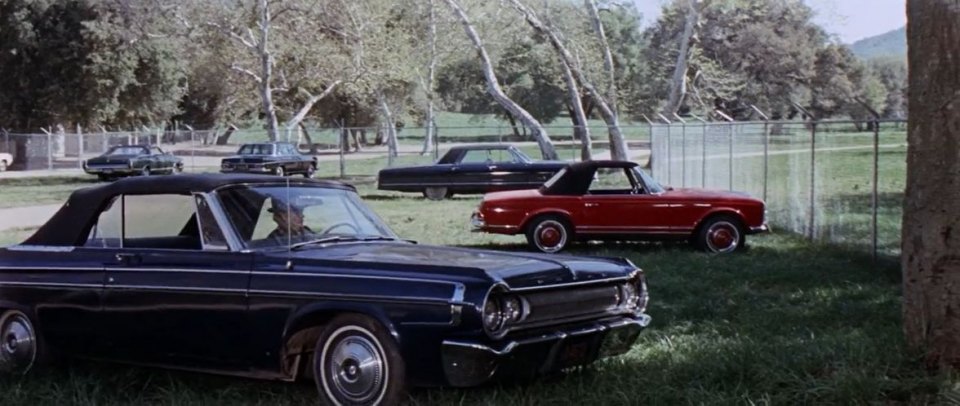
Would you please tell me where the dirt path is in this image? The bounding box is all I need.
[0,204,61,232]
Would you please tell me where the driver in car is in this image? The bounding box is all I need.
[267,197,315,241]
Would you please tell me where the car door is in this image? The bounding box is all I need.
[99,193,253,368]
[581,167,669,235]
[487,148,548,190]
[287,144,307,173]
[452,149,502,192]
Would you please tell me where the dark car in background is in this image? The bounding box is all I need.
[377,144,568,200]
[82,144,183,181]
[220,142,317,178]
[0,174,651,405]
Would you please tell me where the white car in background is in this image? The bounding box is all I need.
[0,152,11,172]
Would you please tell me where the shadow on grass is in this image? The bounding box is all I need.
[0,233,945,405]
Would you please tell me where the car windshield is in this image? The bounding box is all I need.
[509,147,534,163]
[238,144,274,155]
[107,147,146,156]
[633,167,665,194]
[215,185,398,249]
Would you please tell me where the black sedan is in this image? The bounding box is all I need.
[82,144,183,181]
[220,142,317,177]
[377,144,568,200]
[0,174,651,405]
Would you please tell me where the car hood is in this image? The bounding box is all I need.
[270,242,636,289]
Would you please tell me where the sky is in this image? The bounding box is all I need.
[631,0,907,44]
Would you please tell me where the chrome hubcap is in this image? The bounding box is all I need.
[706,221,740,253]
[534,220,567,253]
[0,312,37,374]
[327,332,385,404]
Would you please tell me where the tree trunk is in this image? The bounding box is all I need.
[507,0,628,161]
[378,92,399,166]
[902,0,960,371]
[421,0,438,156]
[444,0,558,160]
[215,125,237,145]
[298,122,318,153]
[355,129,366,150]
[284,82,340,135]
[257,0,280,141]
[662,0,700,117]
[505,111,521,139]
[585,0,617,112]
[561,60,592,161]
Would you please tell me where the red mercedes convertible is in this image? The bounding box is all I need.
[470,160,768,254]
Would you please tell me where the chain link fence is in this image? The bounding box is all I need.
[0,123,654,177]
[650,119,908,259]
[0,119,907,259]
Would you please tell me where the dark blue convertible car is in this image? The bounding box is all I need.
[0,174,650,405]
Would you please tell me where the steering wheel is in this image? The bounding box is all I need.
[320,222,361,236]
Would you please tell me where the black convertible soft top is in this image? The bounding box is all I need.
[540,160,639,196]
[22,174,354,247]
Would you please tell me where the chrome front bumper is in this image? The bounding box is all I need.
[440,315,651,387]
[469,211,485,231]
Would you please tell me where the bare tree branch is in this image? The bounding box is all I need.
[231,64,263,83]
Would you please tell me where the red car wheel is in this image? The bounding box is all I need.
[697,215,744,254]
[526,215,571,253]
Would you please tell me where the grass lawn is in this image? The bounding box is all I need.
[0,181,954,405]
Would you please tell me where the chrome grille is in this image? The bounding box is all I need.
[518,284,621,328]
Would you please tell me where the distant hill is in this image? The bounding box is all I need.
[850,26,906,60]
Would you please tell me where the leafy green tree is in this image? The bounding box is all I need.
[0,0,187,131]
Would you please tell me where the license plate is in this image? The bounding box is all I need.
[556,337,596,368]
[237,164,248,170]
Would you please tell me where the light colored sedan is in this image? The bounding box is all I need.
[0,152,11,172]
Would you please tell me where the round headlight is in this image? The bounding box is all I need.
[501,296,523,323]
[482,298,503,333]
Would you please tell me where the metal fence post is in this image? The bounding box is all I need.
[657,114,672,184]
[77,124,84,169]
[809,121,817,241]
[338,125,345,178]
[701,119,707,188]
[433,121,439,161]
[674,113,687,187]
[872,120,880,262]
[641,114,655,178]
[750,105,771,202]
[42,128,53,170]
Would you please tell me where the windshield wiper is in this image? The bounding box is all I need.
[289,236,360,251]
[288,235,397,251]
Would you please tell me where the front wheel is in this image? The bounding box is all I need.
[525,215,572,253]
[314,314,406,406]
[696,215,745,254]
[304,165,316,178]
